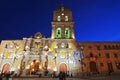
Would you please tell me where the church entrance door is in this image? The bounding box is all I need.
[30,60,40,75]
[59,63,67,73]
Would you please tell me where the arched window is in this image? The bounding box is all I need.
[65,16,68,21]
[57,16,61,21]
[56,28,62,38]
[65,28,70,38]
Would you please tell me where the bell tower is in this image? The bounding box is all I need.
[51,5,75,39]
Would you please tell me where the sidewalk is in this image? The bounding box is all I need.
[84,72,120,80]
[2,73,120,80]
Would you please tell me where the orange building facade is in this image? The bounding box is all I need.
[77,42,120,75]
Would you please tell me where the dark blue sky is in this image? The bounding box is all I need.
[0,0,120,42]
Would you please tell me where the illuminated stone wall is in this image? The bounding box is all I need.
[0,5,120,76]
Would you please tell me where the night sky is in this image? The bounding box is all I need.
[0,0,120,42]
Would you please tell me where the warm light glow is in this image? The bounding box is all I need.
[53,67,57,71]
[44,45,48,49]
[25,45,29,49]
[37,36,40,39]
[50,42,57,51]
[31,62,33,65]
[55,54,57,57]
[44,45,49,51]
[47,66,51,69]
[51,36,54,39]
[10,45,13,48]
[39,65,41,69]
[10,67,15,71]
[61,43,65,48]
[69,53,71,57]
[61,13,64,15]
[55,46,58,48]
[72,34,75,39]
[18,66,20,69]
[49,48,52,51]
[16,46,19,49]
[69,45,71,48]
[36,60,39,63]
[26,65,30,69]
[0,53,3,57]
[90,57,96,61]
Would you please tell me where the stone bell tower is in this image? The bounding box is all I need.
[51,5,75,39]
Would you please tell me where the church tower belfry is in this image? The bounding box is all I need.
[51,5,75,39]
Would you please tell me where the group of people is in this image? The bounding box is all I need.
[58,71,66,80]
[52,71,73,80]
[0,71,11,80]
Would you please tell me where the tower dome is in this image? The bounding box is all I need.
[53,5,73,22]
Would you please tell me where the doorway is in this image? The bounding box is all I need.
[59,63,67,73]
[2,63,10,74]
[90,61,97,74]
[107,63,114,72]
[30,60,40,74]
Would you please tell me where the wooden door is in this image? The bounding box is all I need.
[59,63,67,73]
[90,61,97,74]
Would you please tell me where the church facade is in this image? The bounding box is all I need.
[0,5,120,76]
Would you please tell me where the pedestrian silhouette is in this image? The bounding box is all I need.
[58,71,66,80]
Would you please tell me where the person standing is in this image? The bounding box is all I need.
[62,72,66,80]
[59,71,63,80]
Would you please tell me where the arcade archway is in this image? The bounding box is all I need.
[29,60,40,74]
[59,63,67,73]
[2,63,10,74]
